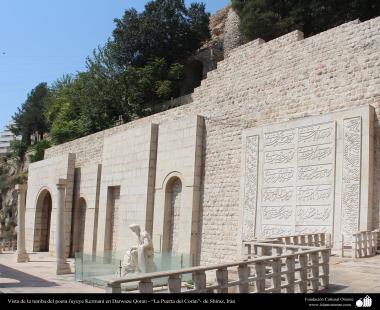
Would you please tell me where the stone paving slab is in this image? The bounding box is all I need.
[1,252,380,293]
[0,252,103,293]
[326,255,380,293]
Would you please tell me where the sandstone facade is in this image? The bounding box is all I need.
[24,17,380,265]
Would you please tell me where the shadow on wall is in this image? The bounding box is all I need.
[0,264,58,288]
[180,60,204,96]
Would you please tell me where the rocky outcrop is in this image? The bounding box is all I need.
[0,157,28,243]
[182,6,243,96]
[223,7,245,57]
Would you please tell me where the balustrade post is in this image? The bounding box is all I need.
[357,233,362,258]
[168,275,182,293]
[193,271,207,293]
[238,264,249,293]
[286,252,296,293]
[106,282,121,293]
[352,234,357,258]
[253,244,258,256]
[139,279,153,293]
[300,235,306,246]
[285,237,291,245]
[372,232,377,256]
[321,250,330,288]
[255,262,266,293]
[293,236,299,246]
[310,252,320,292]
[299,254,308,293]
[307,235,313,246]
[363,233,368,257]
[314,234,320,247]
[327,233,332,248]
[216,268,229,293]
[271,258,282,293]
[320,234,326,247]
[275,246,283,256]
[262,245,270,256]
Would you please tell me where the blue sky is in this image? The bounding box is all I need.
[0,0,230,130]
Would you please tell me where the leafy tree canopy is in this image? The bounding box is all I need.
[11,0,210,151]
[11,83,49,145]
[232,0,380,41]
[111,0,210,67]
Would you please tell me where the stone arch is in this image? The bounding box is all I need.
[70,197,87,256]
[162,175,183,255]
[33,188,53,252]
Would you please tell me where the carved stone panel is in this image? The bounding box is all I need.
[257,121,336,237]
[241,106,373,244]
[341,117,362,241]
[242,135,259,241]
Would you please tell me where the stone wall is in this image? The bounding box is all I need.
[40,17,380,265]
[45,131,104,167]
[72,163,102,255]
[25,154,75,256]
[96,124,158,255]
[152,116,203,261]
[240,106,374,245]
[223,8,245,57]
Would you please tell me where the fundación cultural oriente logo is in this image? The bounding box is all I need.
[356,295,372,308]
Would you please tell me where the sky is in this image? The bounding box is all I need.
[0,0,230,131]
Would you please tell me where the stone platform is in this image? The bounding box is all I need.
[0,252,103,293]
[327,255,380,293]
[1,251,380,293]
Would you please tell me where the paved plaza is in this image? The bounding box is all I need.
[0,252,102,293]
[1,251,380,293]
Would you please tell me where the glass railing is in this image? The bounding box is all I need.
[75,251,194,291]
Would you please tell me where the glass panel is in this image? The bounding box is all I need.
[74,250,194,291]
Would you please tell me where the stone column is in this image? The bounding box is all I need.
[56,179,71,275]
[15,184,29,263]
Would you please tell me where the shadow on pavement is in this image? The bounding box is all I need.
[322,284,350,293]
[0,264,58,288]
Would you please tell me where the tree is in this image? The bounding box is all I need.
[11,0,211,146]
[110,0,210,67]
[12,83,49,145]
[232,0,380,41]
[45,57,184,144]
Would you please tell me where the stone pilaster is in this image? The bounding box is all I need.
[15,184,29,263]
[56,179,71,275]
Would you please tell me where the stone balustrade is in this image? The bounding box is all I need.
[351,231,379,258]
[0,239,17,252]
[106,243,330,294]
[242,233,332,258]
[273,233,332,248]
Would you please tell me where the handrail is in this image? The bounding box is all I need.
[107,243,330,291]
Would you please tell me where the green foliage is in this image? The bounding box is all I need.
[232,0,380,41]
[9,140,29,163]
[12,0,209,146]
[11,83,49,145]
[0,202,17,239]
[111,0,210,67]
[122,58,184,116]
[43,56,184,144]
[0,174,7,191]
[29,140,52,163]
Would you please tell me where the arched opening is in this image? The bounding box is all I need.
[70,197,87,256]
[162,177,182,254]
[33,189,52,252]
[180,60,204,96]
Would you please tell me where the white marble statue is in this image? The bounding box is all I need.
[120,224,157,276]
